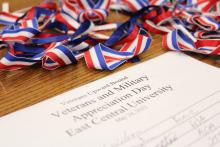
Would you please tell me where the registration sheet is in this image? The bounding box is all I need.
[0,52,220,147]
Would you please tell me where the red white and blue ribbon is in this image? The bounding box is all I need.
[0,12,19,25]
[84,21,152,70]
[61,0,111,23]
[0,1,120,71]
[163,29,220,55]
[125,2,220,56]
[1,0,220,71]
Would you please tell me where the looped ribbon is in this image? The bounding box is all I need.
[0,1,91,70]
[110,0,168,12]
[113,0,220,55]
[61,0,111,23]
[42,20,152,70]
[0,1,152,71]
[111,0,220,13]
[163,29,220,55]
[1,0,220,71]
[84,21,152,70]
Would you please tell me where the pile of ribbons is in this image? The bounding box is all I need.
[112,0,220,55]
[0,0,219,71]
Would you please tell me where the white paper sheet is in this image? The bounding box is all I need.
[1,52,220,147]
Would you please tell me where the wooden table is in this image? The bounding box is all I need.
[0,0,220,117]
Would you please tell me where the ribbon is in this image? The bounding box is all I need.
[114,1,220,56]
[61,0,111,23]
[0,1,151,71]
[1,0,220,71]
[85,21,152,70]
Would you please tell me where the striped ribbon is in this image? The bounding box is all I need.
[0,12,19,25]
[163,29,220,55]
[117,1,220,55]
[111,0,219,12]
[84,21,152,70]
[1,0,220,71]
[61,0,111,23]
[0,1,151,71]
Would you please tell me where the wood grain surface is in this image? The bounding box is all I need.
[0,0,220,117]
